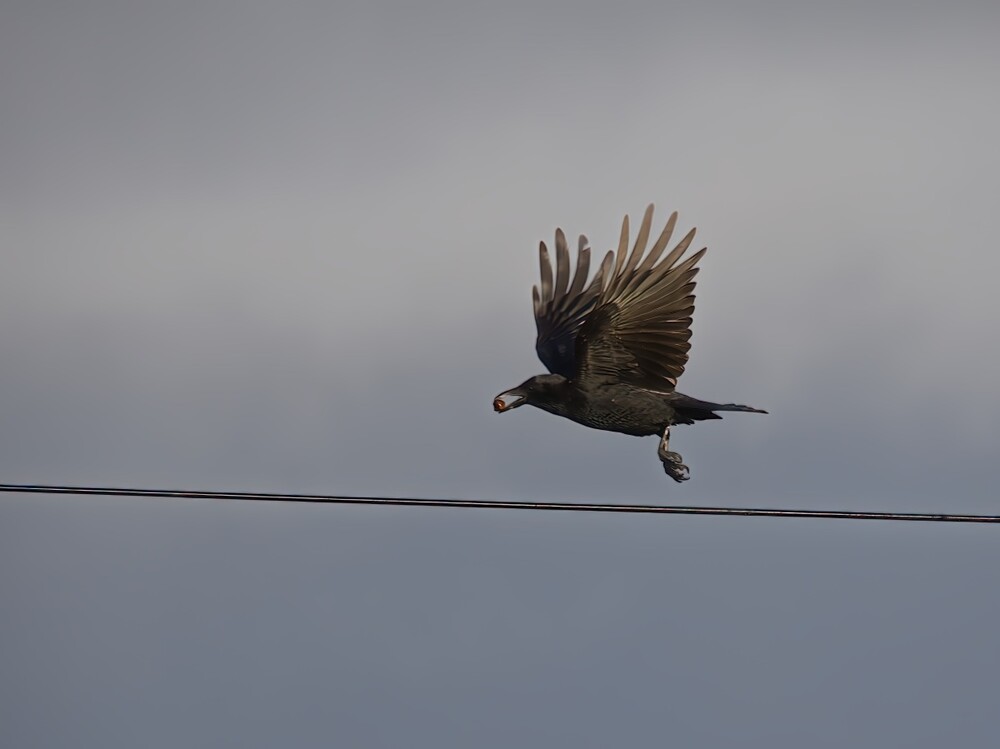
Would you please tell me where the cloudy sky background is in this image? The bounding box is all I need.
[2,1,999,746]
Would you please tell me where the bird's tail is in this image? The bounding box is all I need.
[668,392,768,423]
[711,402,768,414]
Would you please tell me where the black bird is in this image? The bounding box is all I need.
[493,205,766,482]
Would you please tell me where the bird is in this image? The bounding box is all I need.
[493,204,766,482]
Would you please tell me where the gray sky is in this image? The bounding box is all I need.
[2,1,999,747]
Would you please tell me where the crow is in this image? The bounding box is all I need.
[494,205,766,482]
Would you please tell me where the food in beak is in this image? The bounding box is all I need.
[493,392,523,412]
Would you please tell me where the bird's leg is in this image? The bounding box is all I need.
[657,427,690,483]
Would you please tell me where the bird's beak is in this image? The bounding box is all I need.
[493,389,526,412]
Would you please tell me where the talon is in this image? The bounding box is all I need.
[660,451,690,482]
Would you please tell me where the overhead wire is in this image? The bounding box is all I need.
[1,483,997,523]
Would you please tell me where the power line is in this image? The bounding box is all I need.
[1,483,997,523]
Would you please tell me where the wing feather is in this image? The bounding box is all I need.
[574,205,706,391]
[533,228,607,377]
[554,229,571,298]
[567,236,590,297]
[538,242,553,302]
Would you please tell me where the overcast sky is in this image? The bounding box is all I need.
[2,1,1000,747]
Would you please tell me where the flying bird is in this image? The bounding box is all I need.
[493,205,766,482]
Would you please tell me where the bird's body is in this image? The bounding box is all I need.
[524,379,763,436]
[494,205,766,482]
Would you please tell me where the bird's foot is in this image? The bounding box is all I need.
[660,451,690,483]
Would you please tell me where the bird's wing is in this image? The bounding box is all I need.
[533,229,613,377]
[574,204,706,391]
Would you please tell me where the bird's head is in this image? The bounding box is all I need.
[493,374,569,413]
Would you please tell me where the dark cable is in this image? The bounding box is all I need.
[1,483,997,523]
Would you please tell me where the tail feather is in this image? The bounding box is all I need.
[712,402,768,414]
[668,392,768,424]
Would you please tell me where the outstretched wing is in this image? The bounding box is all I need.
[533,228,613,377]
[574,204,705,392]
